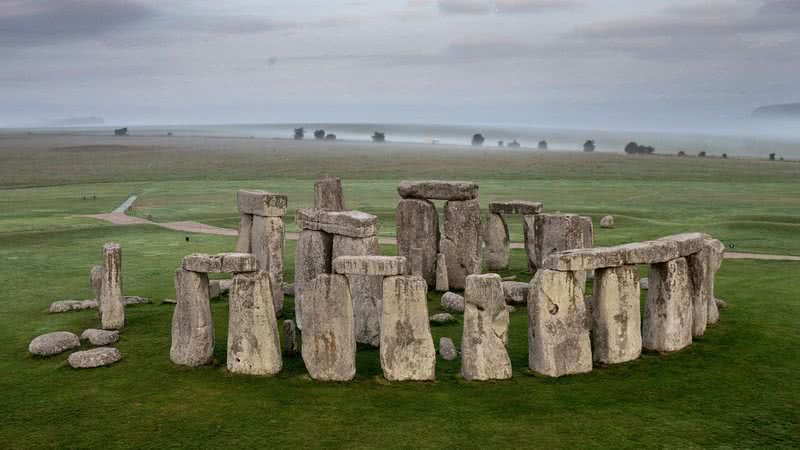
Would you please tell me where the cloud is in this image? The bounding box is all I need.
[437,0,577,14]
[438,0,489,14]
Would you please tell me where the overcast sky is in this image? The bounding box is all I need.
[1,0,798,131]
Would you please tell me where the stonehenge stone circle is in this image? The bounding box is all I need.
[484,212,510,270]
[68,347,122,369]
[170,269,214,367]
[461,274,512,381]
[591,265,642,364]
[439,337,458,361]
[687,248,710,337]
[301,274,356,381]
[294,229,333,330]
[314,176,345,211]
[332,235,383,347]
[396,198,439,285]
[81,329,119,346]
[235,212,253,253]
[381,275,436,381]
[227,272,282,376]
[705,238,725,325]
[398,180,478,201]
[643,258,693,352]
[90,264,103,300]
[28,331,80,356]
[99,243,125,330]
[49,299,97,313]
[441,199,482,289]
[441,291,465,313]
[435,253,449,292]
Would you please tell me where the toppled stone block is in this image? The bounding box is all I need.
[314,177,345,211]
[170,269,214,367]
[430,312,455,324]
[68,347,122,368]
[381,276,436,381]
[295,208,379,238]
[441,199,482,289]
[237,189,287,217]
[502,281,530,305]
[643,258,692,352]
[439,337,458,361]
[592,265,642,364]
[122,296,150,306]
[182,253,259,274]
[81,329,119,346]
[488,201,543,215]
[462,274,511,381]
[294,230,333,330]
[28,331,80,356]
[441,292,465,313]
[398,180,478,201]
[100,243,125,331]
[227,272,282,376]
[301,274,356,381]
[484,212,510,270]
[435,253,449,292]
[396,199,439,285]
[658,232,705,256]
[332,256,407,276]
[600,215,614,228]
[49,300,97,313]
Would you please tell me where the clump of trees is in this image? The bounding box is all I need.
[678,151,686,157]
[508,140,520,148]
[624,142,655,155]
[472,133,485,146]
[498,140,504,147]
[314,129,326,140]
[698,151,707,157]
[325,133,336,140]
[294,128,304,140]
[538,140,548,150]
[722,153,728,159]
[583,140,595,152]
[372,132,386,143]
[769,153,776,161]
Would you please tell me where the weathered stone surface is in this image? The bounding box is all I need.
[294,230,333,330]
[162,298,177,304]
[484,213,510,270]
[398,180,478,201]
[592,265,641,364]
[441,292,465,313]
[234,213,253,253]
[408,246,423,277]
[439,337,458,361]
[435,253,449,292]
[715,297,727,309]
[28,332,79,356]
[181,253,221,273]
[706,238,725,325]
[617,240,680,265]
[121,296,150,306]
[295,208,379,238]
[396,199,439,285]
[81,329,119,346]
[219,279,232,294]
[68,347,122,368]
[643,258,692,352]
[100,243,125,330]
[332,235,382,347]
[301,274,356,381]
[441,199,482,290]
[227,272,282,376]
[209,280,221,299]
[381,276,436,381]
[170,269,214,367]
[542,247,625,271]
[488,201,543,215]
[283,320,298,356]
[314,176,345,211]
[528,269,592,377]
[333,256,407,276]
[462,274,511,381]
[640,277,649,290]
[530,214,586,270]
[687,249,709,337]
[49,300,96,313]
[251,215,285,314]
[522,214,537,272]
[430,312,455,324]
[600,215,614,228]
[237,189,287,217]
[658,232,705,257]
[502,281,530,305]
[90,264,103,301]
[580,216,594,249]
[182,253,259,274]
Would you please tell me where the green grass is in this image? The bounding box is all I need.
[0,134,799,448]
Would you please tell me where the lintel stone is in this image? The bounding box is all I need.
[237,190,287,217]
[489,201,543,215]
[397,180,478,201]
[295,208,379,238]
[333,256,407,276]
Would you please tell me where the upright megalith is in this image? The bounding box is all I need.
[435,253,449,292]
[294,230,333,330]
[227,272,282,376]
[99,243,125,330]
[484,213,510,270]
[235,213,252,253]
[313,176,345,211]
[332,235,382,347]
[461,274,511,381]
[301,274,356,381]
[643,257,692,352]
[441,199,482,290]
[396,199,439,285]
[705,238,725,325]
[528,269,592,377]
[90,264,103,301]
[686,248,709,337]
[592,265,642,364]
[381,276,436,381]
[170,269,214,366]
[529,214,586,271]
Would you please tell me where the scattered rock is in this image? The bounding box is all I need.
[68,347,122,368]
[600,215,614,228]
[640,278,649,290]
[439,337,458,361]
[122,296,151,306]
[441,292,465,313]
[49,300,96,313]
[81,329,119,346]
[430,313,455,324]
[28,331,80,356]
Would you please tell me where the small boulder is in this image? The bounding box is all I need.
[81,329,119,346]
[49,300,82,313]
[441,292,465,313]
[430,313,455,324]
[122,296,151,306]
[68,347,122,368]
[600,215,614,228]
[439,337,458,361]
[29,332,80,356]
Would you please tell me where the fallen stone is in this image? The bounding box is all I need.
[81,329,119,346]
[502,275,517,281]
[182,253,259,274]
[294,230,333,330]
[301,274,356,381]
[237,189,287,217]
[49,300,96,313]
[162,298,177,304]
[484,212,510,270]
[332,256,407,276]
[592,265,642,364]
[234,213,253,253]
[528,269,592,377]
[170,269,214,367]
[28,331,80,356]
[332,235,383,347]
[658,232,705,257]
[430,312,455,324]
[529,214,585,271]
[502,281,530,305]
[462,274,511,380]
[250,215,285,314]
[122,296,150,306]
[282,282,295,296]
[314,176,345,211]
[600,215,614,228]
[68,347,122,368]
[381,276,436,381]
[439,337,458,361]
[441,199,482,289]
[435,253,449,292]
[283,319,298,356]
[643,258,692,352]
[488,201,543,215]
[396,199,439,285]
[706,238,725,325]
[295,208,379,238]
[398,180,478,201]
[99,243,125,330]
[227,272,282,376]
[441,292,465,313]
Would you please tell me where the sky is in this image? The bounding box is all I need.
[0,0,798,132]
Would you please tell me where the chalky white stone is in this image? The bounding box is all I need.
[301,274,356,381]
[592,265,642,364]
[381,276,436,381]
[461,274,511,381]
[643,258,693,352]
[170,269,214,367]
[599,215,614,228]
[227,272,282,376]
[100,243,125,330]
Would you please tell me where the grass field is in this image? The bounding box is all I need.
[1,133,799,448]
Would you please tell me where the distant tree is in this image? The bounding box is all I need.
[508,140,521,148]
[583,140,595,152]
[642,146,655,154]
[722,153,728,159]
[294,128,304,140]
[625,142,655,155]
[372,132,386,143]
[498,140,504,147]
[472,133,485,146]
[678,151,686,157]
[325,133,336,140]
[538,140,548,150]
[314,129,325,140]
[698,151,707,157]
[769,153,776,161]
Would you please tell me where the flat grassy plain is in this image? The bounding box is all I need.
[1,133,799,448]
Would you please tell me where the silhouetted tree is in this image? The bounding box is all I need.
[722,153,728,159]
[508,140,520,148]
[325,133,336,140]
[769,153,776,161]
[625,142,655,155]
[498,140,504,147]
[314,129,325,140]
[472,133,485,146]
[538,140,548,150]
[372,132,386,143]
[678,151,686,157]
[583,140,595,152]
[294,128,304,140]
[698,151,707,157]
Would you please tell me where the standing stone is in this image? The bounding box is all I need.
[580,216,594,248]
[408,246,423,277]
[528,269,592,377]
[592,265,642,364]
[441,199,482,290]
[435,253,449,292]
[170,269,214,366]
[531,214,585,271]
[301,274,356,381]
[251,215,285,314]
[706,238,725,325]
[439,337,458,361]
[643,258,692,352]
[333,235,382,347]
[522,214,537,272]
[396,199,439,285]
[381,276,436,381]
[90,264,103,300]
[461,274,511,381]
[314,176,345,211]
[484,213,510,270]
[227,272,282,375]
[235,213,253,253]
[294,230,333,330]
[600,215,614,228]
[100,243,125,330]
[687,249,709,337]
[283,320,298,356]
